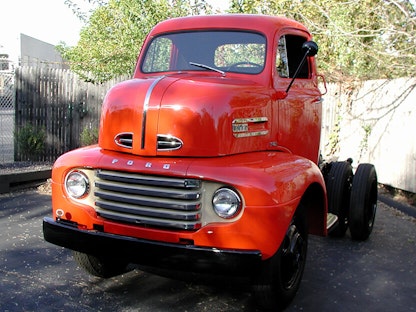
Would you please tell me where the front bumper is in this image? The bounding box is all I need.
[43,217,262,276]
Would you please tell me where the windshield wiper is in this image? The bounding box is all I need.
[189,62,226,77]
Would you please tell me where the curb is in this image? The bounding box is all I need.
[378,194,416,219]
[0,169,52,194]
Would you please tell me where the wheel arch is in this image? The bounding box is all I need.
[301,182,327,236]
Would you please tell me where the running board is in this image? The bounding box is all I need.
[326,213,338,231]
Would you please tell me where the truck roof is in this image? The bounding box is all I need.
[149,14,311,37]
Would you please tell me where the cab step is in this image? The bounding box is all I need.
[326,213,338,232]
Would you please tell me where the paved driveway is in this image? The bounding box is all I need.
[0,189,415,311]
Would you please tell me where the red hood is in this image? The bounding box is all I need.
[99,74,272,157]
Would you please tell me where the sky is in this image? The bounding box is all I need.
[0,0,230,61]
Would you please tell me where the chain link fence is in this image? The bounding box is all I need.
[0,71,15,163]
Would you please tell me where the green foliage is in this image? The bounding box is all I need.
[15,124,46,161]
[80,126,99,146]
[327,110,341,155]
[230,0,416,81]
[61,0,416,82]
[59,0,212,82]
[359,123,373,157]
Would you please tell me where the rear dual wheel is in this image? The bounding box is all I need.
[326,161,353,237]
[349,164,378,241]
[325,162,377,241]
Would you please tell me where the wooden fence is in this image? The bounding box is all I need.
[15,67,128,161]
[14,67,416,193]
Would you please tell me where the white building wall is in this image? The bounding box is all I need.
[321,78,416,193]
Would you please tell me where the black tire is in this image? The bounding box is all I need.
[253,205,308,311]
[349,164,378,241]
[326,161,353,237]
[73,251,130,278]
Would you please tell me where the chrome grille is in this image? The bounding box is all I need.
[94,170,202,230]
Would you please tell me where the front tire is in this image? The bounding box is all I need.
[253,205,308,310]
[73,251,131,278]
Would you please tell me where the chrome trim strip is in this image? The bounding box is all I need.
[233,130,269,138]
[141,76,165,149]
[232,117,268,123]
[232,116,269,138]
[114,132,133,149]
[157,134,183,151]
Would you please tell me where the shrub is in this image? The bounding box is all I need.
[15,124,46,161]
[80,126,99,146]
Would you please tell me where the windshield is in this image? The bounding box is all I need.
[141,31,266,75]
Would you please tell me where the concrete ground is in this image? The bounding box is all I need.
[0,186,415,311]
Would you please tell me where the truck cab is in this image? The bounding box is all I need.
[43,14,377,310]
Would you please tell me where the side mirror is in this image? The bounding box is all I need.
[285,41,319,93]
[302,41,319,57]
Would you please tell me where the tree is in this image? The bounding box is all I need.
[229,0,416,81]
[59,0,211,82]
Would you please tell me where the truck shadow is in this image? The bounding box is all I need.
[84,267,259,311]
[75,203,416,311]
[2,194,414,312]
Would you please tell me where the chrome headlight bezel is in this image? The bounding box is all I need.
[64,170,90,199]
[212,188,242,219]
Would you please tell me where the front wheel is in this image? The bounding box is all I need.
[253,205,308,310]
[73,251,131,278]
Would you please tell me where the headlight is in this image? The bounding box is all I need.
[65,170,90,199]
[212,188,242,219]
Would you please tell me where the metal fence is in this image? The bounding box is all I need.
[0,72,15,163]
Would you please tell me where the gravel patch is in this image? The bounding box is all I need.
[0,161,53,174]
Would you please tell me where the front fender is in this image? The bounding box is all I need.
[186,151,327,258]
[187,151,325,206]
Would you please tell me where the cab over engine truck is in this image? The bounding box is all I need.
[43,14,378,310]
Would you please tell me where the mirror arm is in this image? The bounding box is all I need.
[285,51,309,94]
[284,41,318,94]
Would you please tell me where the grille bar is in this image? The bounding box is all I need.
[96,199,201,221]
[97,209,201,230]
[94,170,202,230]
[95,180,200,200]
[97,170,200,189]
[95,189,200,210]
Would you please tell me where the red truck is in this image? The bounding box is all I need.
[43,14,378,310]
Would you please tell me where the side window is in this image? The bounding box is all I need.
[276,36,289,78]
[276,35,309,79]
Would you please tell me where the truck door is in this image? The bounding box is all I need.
[273,34,322,164]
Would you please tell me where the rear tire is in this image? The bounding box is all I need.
[73,251,131,278]
[253,204,308,310]
[326,161,353,237]
[349,164,377,241]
